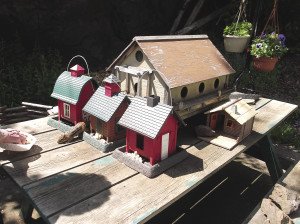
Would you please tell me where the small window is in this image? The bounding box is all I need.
[135,50,143,62]
[133,83,138,94]
[198,82,205,93]
[136,134,144,150]
[180,86,188,98]
[63,103,70,118]
[214,78,220,89]
[226,119,233,128]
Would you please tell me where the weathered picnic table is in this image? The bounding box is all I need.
[0,98,297,224]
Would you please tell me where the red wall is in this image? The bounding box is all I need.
[58,81,95,124]
[126,114,178,165]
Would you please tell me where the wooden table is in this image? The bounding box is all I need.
[0,98,297,224]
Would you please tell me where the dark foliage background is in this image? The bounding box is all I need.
[0,0,299,107]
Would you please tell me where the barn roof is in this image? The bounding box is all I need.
[83,87,127,122]
[51,71,92,105]
[107,35,235,88]
[206,100,257,125]
[118,97,173,139]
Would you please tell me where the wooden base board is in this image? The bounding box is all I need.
[198,135,238,150]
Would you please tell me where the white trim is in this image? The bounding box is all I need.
[63,103,70,118]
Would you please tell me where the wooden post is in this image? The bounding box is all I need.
[138,75,142,96]
[146,73,152,97]
[126,73,129,93]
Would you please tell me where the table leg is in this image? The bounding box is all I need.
[21,198,33,223]
[258,135,283,183]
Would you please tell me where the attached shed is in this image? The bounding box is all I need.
[51,65,96,124]
[107,35,235,119]
[118,96,179,165]
[83,75,129,142]
[200,99,257,149]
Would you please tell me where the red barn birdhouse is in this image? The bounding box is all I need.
[51,63,97,125]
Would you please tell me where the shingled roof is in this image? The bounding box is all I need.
[83,87,127,122]
[206,100,257,125]
[51,71,92,105]
[108,35,235,88]
[118,97,173,139]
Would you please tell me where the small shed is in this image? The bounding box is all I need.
[107,35,235,119]
[118,96,179,165]
[51,64,96,124]
[83,75,129,142]
[200,99,257,149]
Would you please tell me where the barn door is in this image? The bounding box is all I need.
[161,133,169,160]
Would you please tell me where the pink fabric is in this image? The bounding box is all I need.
[0,129,27,144]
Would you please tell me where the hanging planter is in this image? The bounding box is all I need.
[250,0,288,72]
[223,22,252,53]
[223,0,252,53]
[252,56,278,72]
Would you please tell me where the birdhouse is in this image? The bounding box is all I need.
[51,64,97,125]
[199,99,257,150]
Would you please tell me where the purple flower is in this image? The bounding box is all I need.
[278,34,286,46]
[261,32,266,38]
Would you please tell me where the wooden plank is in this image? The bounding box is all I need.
[184,0,205,27]
[22,102,53,110]
[48,100,297,224]
[0,130,76,165]
[4,106,27,113]
[3,141,102,187]
[1,117,54,134]
[24,155,137,217]
[176,4,232,34]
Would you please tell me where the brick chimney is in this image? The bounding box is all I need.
[104,74,120,97]
[147,95,160,107]
[70,64,85,77]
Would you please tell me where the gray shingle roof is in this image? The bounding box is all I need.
[118,97,173,139]
[83,87,127,122]
[51,71,92,105]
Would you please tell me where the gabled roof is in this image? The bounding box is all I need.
[206,100,257,125]
[107,35,235,88]
[118,97,174,139]
[83,87,127,122]
[51,71,92,105]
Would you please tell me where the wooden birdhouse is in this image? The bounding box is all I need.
[51,64,96,125]
[83,74,129,144]
[107,35,235,120]
[199,99,257,149]
[117,96,179,165]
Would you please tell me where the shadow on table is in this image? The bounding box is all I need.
[165,152,204,178]
[148,160,273,224]
[34,171,111,223]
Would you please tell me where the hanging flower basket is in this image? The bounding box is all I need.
[252,56,278,72]
[250,33,287,72]
[224,35,250,53]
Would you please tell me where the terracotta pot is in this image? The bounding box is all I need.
[252,57,279,72]
[223,35,250,53]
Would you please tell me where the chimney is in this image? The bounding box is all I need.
[104,74,120,97]
[70,64,85,77]
[147,95,160,107]
[231,105,238,114]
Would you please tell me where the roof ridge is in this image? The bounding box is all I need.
[134,35,208,41]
